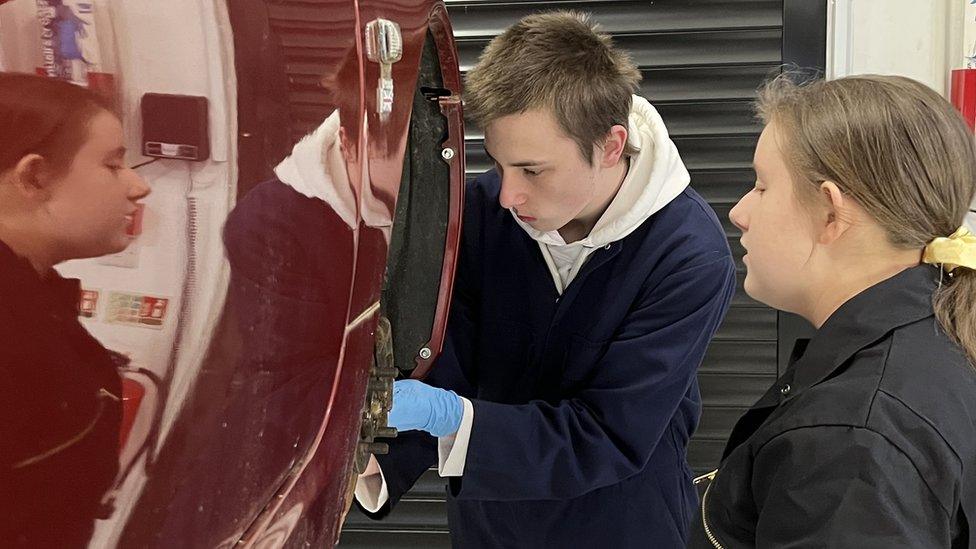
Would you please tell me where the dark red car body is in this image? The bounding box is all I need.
[0,0,464,546]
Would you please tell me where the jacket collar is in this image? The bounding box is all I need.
[723,265,941,460]
[789,264,941,395]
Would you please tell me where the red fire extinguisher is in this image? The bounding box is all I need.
[951,68,976,131]
[953,67,976,220]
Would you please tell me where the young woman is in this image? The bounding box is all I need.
[688,74,976,547]
[0,72,150,546]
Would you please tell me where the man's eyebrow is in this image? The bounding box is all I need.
[484,145,546,168]
[510,160,545,168]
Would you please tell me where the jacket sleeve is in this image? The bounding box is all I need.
[455,254,736,501]
[752,425,952,548]
[360,179,485,517]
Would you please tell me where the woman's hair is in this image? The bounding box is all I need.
[757,73,976,366]
[0,72,116,175]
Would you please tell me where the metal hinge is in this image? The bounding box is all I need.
[364,18,403,119]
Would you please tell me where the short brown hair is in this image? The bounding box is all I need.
[758,73,976,366]
[0,72,116,175]
[463,11,641,164]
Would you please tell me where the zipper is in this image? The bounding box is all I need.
[12,388,116,469]
[697,469,726,549]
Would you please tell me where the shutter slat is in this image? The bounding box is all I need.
[457,28,781,72]
[447,1,783,38]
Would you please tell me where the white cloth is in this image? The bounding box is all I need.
[354,94,691,509]
[438,396,475,476]
[273,111,359,228]
[353,458,389,513]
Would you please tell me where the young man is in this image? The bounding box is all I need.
[355,11,735,547]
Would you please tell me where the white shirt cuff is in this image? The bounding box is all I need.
[438,396,474,477]
[354,458,389,513]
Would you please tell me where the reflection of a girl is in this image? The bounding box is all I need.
[0,73,150,547]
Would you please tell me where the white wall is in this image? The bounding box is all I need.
[828,0,976,229]
[828,0,955,93]
[827,0,976,94]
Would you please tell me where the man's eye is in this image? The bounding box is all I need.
[523,168,539,177]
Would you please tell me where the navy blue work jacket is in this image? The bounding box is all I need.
[370,171,736,548]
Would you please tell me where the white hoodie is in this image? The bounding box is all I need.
[273,110,393,239]
[512,95,690,293]
[355,95,694,512]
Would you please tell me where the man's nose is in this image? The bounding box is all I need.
[498,175,525,210]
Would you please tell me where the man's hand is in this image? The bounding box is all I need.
[388,379,463,437]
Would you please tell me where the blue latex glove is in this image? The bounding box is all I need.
[388,379,463,437]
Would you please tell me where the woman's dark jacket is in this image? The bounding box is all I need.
[688,265,976,548]
[0,240,122,547]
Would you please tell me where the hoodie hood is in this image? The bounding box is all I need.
[273,111,394,240]
[273,111,359,229]
[512,95,691,248]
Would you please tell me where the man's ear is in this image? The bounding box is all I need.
[817,180,853,245]
[10,154,54,199]
[597,124,628,168]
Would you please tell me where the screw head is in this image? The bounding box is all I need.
[441,148,455,161]
[419,347,432,360]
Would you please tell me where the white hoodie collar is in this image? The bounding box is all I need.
[273,111,359,228]
[512,95,690,248]
[272,112,394,242]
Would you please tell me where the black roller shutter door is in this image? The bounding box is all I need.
[340,1,825,546]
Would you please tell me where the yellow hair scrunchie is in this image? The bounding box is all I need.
[923,227,976,273]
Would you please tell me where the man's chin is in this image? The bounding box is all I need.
[531,219,563,232]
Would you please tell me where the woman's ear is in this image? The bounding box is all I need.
[11,154,54,199]
[817,180,853,245]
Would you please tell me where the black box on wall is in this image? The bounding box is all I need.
[140,93,210,162]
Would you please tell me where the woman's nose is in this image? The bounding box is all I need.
[729,196,749,232]
[128,170,151,200]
